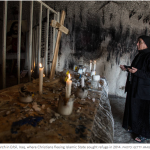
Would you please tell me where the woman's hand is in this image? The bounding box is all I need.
[120,65,127,71]
[128,67,137,73]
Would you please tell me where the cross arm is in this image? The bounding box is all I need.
[50,20,69,35]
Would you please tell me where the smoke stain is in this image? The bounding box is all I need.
[102,9,105,25]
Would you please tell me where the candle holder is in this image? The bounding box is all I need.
[19,86,33,103]
[58,94,75,116]
[76,87,88,99]
[90,75,101,90]
[90,60,92,72]
[19,96,33,103]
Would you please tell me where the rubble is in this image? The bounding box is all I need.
[49,118,56,124]
[42,104,45,109]
[25,108,33,112]
[76,109,80,113]
[32,103,41,112]
[92,98,95,102]
[47,107,51,113]
[32,102,37,105]
[76,88,88,99]
[6,111,10,115]
[55,113,60,119]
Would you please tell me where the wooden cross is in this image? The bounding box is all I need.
[50,10,69,80]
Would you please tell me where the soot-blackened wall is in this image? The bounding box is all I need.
[47,1,150,97]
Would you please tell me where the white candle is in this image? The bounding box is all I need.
[39,63,43,94]
[81,76,84,87]
[90,60,92,72]
[66,74,72,99]
[93,60,96,71]
[83,67,86,74]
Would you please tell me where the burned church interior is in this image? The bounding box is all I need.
[0,1,150,143]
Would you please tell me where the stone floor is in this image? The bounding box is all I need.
[109,96,150,143]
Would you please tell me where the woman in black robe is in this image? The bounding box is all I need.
[120,35,150,143]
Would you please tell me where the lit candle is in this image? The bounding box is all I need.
[83,67,86,74]
[66,74,72,99]
[93,60,96,71]
[81,76,84,88]
[90,60,92,72]
[39,63,43,94]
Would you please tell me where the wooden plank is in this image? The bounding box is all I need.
[51,20,69,35]
[28,1,33,82]
[17,1,22,84]
[55,12,60,72]
[45,9,49,77]
[50,10,66,80]
[2,1,7,89]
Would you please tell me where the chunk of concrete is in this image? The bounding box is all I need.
[49,118,56,124]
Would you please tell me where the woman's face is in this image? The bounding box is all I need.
[137,38,148,50]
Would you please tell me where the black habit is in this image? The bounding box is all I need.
[122,48,150,138]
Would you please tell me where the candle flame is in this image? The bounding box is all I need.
[39,63,42,67]
[68,73,71,80]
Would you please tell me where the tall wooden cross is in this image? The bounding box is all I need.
[50,10,69,80]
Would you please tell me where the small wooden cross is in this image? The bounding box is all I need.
[50,10,69,80]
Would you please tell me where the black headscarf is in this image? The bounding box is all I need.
[131,35,150,67]
[138,35,150,49]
